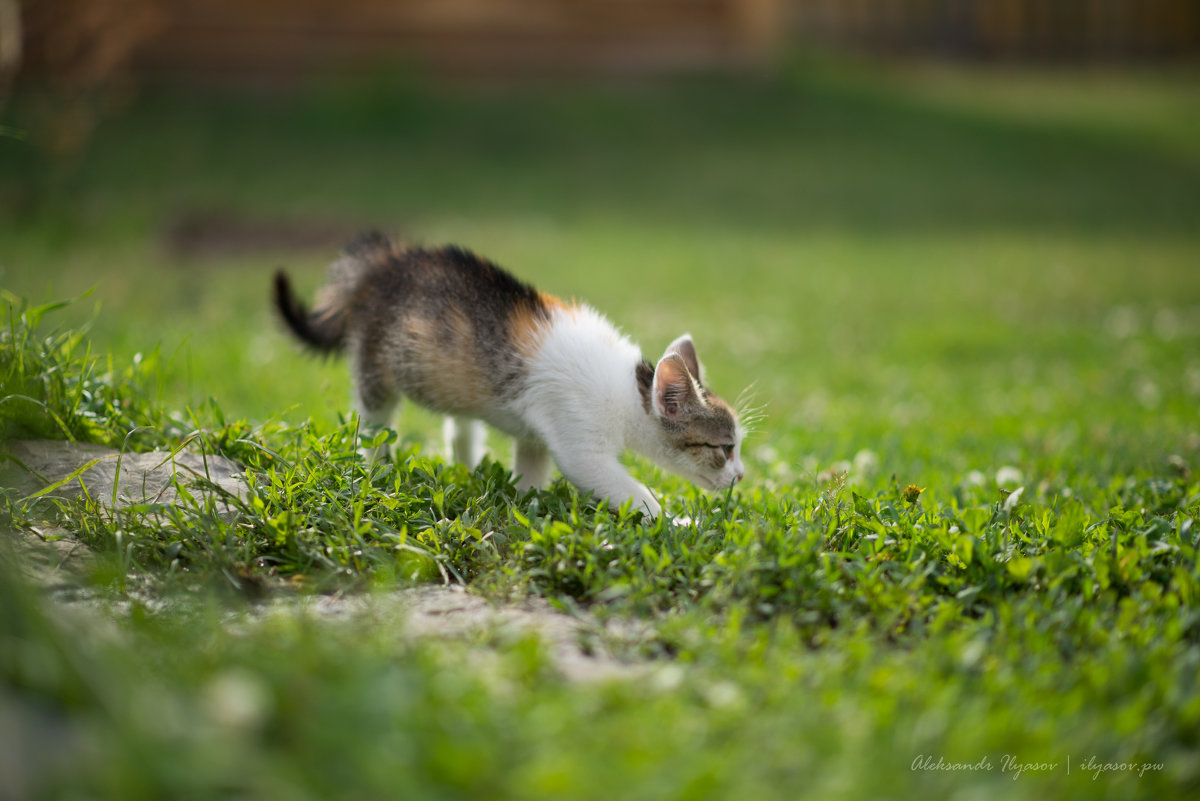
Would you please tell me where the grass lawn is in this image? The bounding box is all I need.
[2,59,1199,799]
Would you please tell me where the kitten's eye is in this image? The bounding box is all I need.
[697,443,734,460]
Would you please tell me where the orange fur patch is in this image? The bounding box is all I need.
[402,310,491,414]
[510,294,564,357]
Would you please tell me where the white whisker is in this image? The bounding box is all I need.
[733,384,766,439]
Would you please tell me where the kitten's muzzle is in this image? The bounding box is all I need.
[697,466,743,491]
[716,467,744,489]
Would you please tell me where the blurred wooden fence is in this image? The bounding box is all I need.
[12,0,1200,87]
[130,0,781,81]
[789,0,1200,59]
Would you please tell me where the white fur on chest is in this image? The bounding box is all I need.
[507,305,645,450]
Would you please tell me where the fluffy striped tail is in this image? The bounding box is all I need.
[272,270,345,352]
[272,230,396,353]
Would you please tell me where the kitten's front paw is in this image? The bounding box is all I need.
[669,514,694,527]
[634,491,661,521]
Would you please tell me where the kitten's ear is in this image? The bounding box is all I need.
[663,333,703,384]
[653,353,697,420]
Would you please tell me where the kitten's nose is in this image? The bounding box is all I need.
[733,467,744,484]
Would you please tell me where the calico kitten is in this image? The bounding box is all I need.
[273,232,744,519]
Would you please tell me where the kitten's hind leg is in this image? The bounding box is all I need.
[444,416,486,468]
[514,438,552,490]
[356,397,397,463]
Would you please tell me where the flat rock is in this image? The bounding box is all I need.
[1,525,96,590]
[1,439,248,515]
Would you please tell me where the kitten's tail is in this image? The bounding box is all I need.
[273,270,345,353]
[273,231,396,354]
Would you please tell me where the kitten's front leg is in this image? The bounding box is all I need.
[550,450,661,520]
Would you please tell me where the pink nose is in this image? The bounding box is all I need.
[734,469,744,484]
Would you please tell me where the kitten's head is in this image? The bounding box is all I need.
[641,334,745,492]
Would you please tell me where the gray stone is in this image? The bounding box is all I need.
[1,525,95,589]
[1,439,248,516]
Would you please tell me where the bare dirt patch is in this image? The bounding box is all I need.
[2,439,650,683]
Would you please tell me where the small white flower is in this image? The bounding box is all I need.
[1135,378,1161,410]
[995,466,1024,488]
[704,680,745,710]
[1105,306,1139,339]
[1003,486,1025,513]
[754,445,778,463]
[652,664,685,692]
[853,449,880,478]
[203,669,270,731]
[1185,364,1200,397]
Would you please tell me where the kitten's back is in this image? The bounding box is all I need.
[274,234,564,416]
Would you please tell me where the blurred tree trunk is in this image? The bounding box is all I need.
[730,0,783,63]
[1,0,165,216]
[0,0,20,101]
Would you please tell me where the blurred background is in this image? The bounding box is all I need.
[1,0,1198,479]
[5,0,1197,201]
[9,0,1200,86]
[4,10,1199,801]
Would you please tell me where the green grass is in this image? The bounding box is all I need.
[2,60,1200,799]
